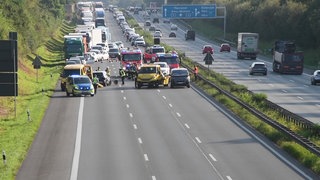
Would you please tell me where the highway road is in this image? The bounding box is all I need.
[133,13,320,124]
[16,10,318,180]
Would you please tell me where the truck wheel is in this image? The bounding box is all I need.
[137,82,142,89]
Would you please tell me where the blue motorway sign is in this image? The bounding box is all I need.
[162,4,216,19]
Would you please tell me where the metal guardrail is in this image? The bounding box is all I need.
[183,62,320,157]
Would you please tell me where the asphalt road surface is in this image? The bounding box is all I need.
[16,10,318,180]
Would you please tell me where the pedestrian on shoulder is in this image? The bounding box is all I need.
[193,65,199,81]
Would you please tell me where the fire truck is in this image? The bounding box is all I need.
[120,48,143,77]
[155,52,180,70]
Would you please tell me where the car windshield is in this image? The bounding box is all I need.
[109,48,119,52]
[158,57,179,64]
[74,77,91,84]
[139,67,157,73]
[152,48,164,53]
[172,70,188,76]
[63,69,80,77]
[253,64,265,68]
[122,54,142,61]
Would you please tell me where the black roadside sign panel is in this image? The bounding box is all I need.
[33,55,42,69]
[204,52,214,65]
[0,40,17,72]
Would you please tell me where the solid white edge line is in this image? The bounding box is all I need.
[192,86,313,179]
[70,97,84,180]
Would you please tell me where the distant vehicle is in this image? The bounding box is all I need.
[93,71,111,86]
[220,43,231,52]
[95,17,106,27]
[163,19,170,23]
[65,75,95,97]
[169,32,176,38]
[170,24,178,31]
[133,37,146,47]
[149,26,156,31]
[185,30,195,41]
[89,49,104,61]
[154,62,170,75]
[114,41,124,49]
[68,57,82,64]
[202,45,213,54]
[153,31,162,38]
[145,20,151,26]
[169,68,190,88]
[272,40,304,74]
[155,52,180,70]
[249,62,267,75]
[143,45,165,63]
[311,70,320,85]
[152,18,159,23]
[108,48,121,59]
[237,32,259,60]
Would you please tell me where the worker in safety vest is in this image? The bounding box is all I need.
[92,75,99,94]
[119,68,126,85]
[193,65,199,81]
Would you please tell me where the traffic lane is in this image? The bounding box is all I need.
[156,87,310,179]
[16,89,81,180]
[136,10,320,124]
[122,85,224,180]
[197,57,320,123]
[78,85,150,180]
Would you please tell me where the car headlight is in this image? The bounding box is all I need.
[74,85,79,90]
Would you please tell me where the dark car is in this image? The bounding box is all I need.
[149,26,156,31]
[185,30,195,41]
[93,71,111,86]
[108,48,120,59]
[163,18,170,23]
[152,18,159,23]
[220,43,231,52]
[145,20,151,26]
[169,32,176,38]
[311,70,320,85]
[202,45,214,54]
[170,68,190,88]
[249,62,267,75]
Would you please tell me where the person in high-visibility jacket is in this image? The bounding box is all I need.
[119,68,126,85]
[92,75,99,94]
[193,65,199,81]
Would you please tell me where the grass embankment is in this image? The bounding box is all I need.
[125,14,320,175]
[0,21,74,180]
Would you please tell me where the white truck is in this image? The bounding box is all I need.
[90,28,102,47]
[237,32,259,60]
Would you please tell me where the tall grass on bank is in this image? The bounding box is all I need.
[0,21,74,180]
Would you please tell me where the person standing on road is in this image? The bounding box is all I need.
[92,75,99,94]
[119,68,126,85]
[193,65,199,81]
